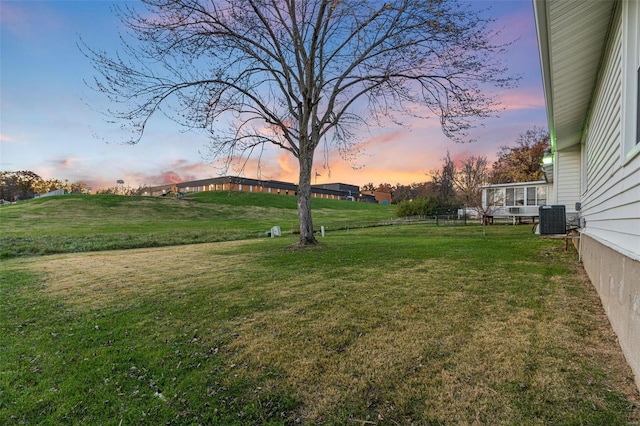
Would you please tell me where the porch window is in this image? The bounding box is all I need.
[623,0,640,160]
[515,188,525,205]
[505,188,514,206]
[636,66,639,145]
[487,188,504,206]
[525,186,536,206]
[537,186,547,205]
[505,188,524,206]
[526,187,537,205]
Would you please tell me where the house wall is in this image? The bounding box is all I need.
[579,4,640,389]
[581,235,640,390]
[554,146,581,210]
[581,6,640,260]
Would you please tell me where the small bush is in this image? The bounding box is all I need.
[395,197,439,217]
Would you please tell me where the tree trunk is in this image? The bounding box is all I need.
[297,150,318,245]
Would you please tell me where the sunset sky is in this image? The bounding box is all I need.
[0,0,547,192]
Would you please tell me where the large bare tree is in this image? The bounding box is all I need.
[454,155,489,207]
[83,0,516,245]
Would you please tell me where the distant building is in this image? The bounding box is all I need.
[361,190,391,205]
[480,181,549,223]
[36,189,68,198]
[143,176,385,203]
[312,183,359,200]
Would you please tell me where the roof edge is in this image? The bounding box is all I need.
[532,0,557,153]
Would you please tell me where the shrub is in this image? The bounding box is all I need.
[395,196,439,217]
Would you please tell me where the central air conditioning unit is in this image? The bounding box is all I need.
[539,205,566,234]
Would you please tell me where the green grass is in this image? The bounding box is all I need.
[1,225,638,424]
[0,192,394,257]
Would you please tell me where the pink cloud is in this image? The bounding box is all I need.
[249,152,298,182]
[358,129,405,150]
[0,3,29,29]
[488,8,535,43]
[168,159,210,174]
[0,3,65,39]
[30,157,216,192]
[157,172,185,184]
[132,160,214,187]
[497,89,545,111]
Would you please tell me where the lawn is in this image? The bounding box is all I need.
[0,192,394,258]
[1,224,638,424]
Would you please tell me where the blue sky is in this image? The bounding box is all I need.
[0,0,547,191]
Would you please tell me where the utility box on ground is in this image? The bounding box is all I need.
[539,205,566,235]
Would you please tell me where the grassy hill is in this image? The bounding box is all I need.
[0,192,394,257]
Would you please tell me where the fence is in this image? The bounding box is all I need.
[288,215,478,235]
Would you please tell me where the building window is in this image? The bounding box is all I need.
[636,66,639,145]
[623,0,640,160]
[487,188,504,206]
[502,187,529,206]
[506,188,515,206]
[537,186,547,205]
[526,187,537,205]
[515,188,524,206]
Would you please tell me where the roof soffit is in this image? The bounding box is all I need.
[535,0,616,151]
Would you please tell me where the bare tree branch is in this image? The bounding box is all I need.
[82,0,518,245]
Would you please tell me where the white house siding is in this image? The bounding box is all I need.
[585,23,622,200]
[581,9,640,260]
[554,146,581,210]
[577,5,640,389]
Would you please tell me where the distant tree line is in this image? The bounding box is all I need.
[362,127,550,217]
[2,128,548,208]
[95,185,149,196]
[0,171,90,202]
[0,171,155,202]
